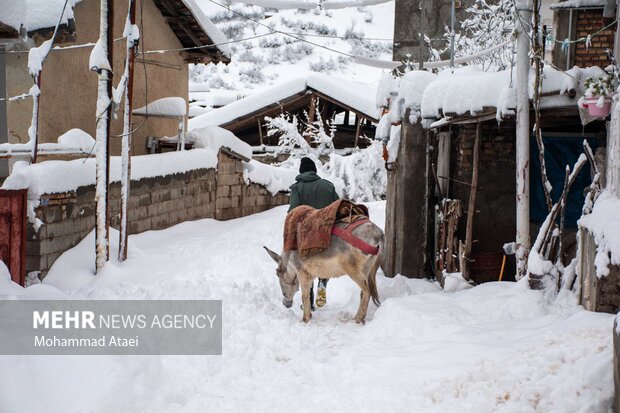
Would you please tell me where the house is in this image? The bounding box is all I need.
[551,0,617,70]
[0,0,230,167]
[187,74,380,150]
[414,66,607,284]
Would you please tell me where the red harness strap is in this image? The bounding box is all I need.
[331,219,380,255]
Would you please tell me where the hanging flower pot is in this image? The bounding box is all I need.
[580,74,614,118]
[581,96,613,118]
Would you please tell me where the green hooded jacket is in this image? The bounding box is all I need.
[288,171,339,212]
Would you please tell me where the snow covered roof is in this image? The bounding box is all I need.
[550,0,606,9]
[152,0,231,63]
[419,66,607,120]
[188,74,379,131]
[0,0,80,34]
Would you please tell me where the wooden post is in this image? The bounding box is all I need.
[257,117,264,146]
[95,0,113,272]
[31,74,41,164]
[354,116,363,148]
[119,0,136,262]
[462,122,481,281]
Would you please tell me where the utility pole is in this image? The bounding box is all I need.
[384,0,449,278]
[515,0,532,279]
[119,0,137,262]
[93,0,114,272]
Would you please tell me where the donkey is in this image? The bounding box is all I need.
[264,220,384,324]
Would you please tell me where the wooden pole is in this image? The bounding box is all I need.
[31,74,41,164]
[354,116,363,148]
[119,0,136,262]
[95,0,113,272]
[462,122,481,281]
[257,117,264,146]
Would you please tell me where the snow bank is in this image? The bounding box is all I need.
[133,97,187,117]
[243,160,297,194]
[189,74,379,130]
[1,149,219,200]
[578,191,620,277]
[187,126,253,159]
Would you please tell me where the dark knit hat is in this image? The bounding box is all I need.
[299,157,317,173]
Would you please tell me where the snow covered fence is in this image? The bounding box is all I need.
[8,149,288,279]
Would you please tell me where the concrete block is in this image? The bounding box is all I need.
[217,186,230,198]
[230,185,242,197]
[216,197,232,209]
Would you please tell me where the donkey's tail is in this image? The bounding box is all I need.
[369,239,383,307]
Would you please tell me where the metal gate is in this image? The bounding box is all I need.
[0,189,27,286]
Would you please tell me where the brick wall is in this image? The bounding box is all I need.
[27,150,289,278]
[574,9,614,68]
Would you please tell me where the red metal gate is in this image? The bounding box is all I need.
[0,189,27,286]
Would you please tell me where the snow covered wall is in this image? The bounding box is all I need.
[7,150,289,279]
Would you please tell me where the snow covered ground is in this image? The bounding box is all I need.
[188,0,394,108]
[0,201,615,412]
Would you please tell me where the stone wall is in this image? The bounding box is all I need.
[27,151,289,278]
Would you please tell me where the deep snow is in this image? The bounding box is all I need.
[0,202,614,412]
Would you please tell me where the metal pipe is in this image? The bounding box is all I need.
[515,1,532,279]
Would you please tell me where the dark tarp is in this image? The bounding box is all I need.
[530,135,599,228]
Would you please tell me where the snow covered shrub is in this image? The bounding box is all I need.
[324,140,387,202]
[265,114,313,158]
[237,50,264,64]
[281,43,314,63]
[344,22,364,40]
[350,39,391,58]
[259,36,284,48]
[221,22,247,40]
[265,112,386,202]
[309,56,338,73]
[239,65,265,84]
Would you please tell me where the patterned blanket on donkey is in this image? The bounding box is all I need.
[283,200,369,258]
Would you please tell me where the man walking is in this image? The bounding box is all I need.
[288,157,339,309]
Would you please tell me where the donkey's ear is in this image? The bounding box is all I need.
[263,246,281,263]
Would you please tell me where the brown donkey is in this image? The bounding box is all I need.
[264,220,384,324]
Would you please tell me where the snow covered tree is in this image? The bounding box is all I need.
[428,0,516,71]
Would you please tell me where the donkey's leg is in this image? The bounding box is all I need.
[299,271,313,323]
[349,276,371,324]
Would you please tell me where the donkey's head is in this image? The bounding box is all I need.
[264,246,299,308]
